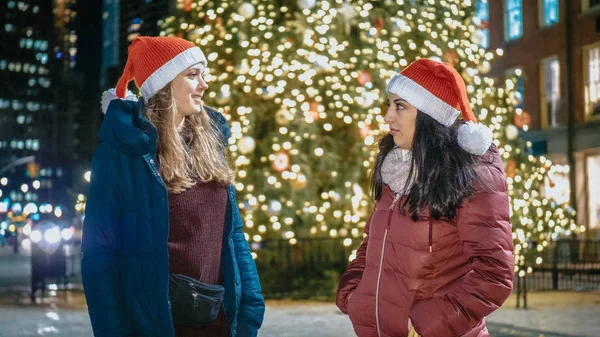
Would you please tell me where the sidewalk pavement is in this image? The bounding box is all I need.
[0,291,599,337]
[487,291,600,337]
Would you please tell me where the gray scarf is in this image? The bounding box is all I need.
[381,147,414,195]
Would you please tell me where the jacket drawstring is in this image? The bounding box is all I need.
[428,217,433,253]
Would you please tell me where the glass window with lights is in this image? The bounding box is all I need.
[474,0,489,48]
[540,57,560,128]
[505,0,523,41]
[587,153,600,231]
[585,44,600,120]
[541,0,559,27]
[506,67,524,109]
[516,76,524,109]
[582,0,600,12]
[543,161,570,206]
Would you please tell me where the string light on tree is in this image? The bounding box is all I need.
[238,136,256,154]
[160,0,579,272]
[238,2,256,19]
[297,0,316,10]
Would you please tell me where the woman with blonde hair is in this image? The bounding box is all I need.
[82,36,264,337]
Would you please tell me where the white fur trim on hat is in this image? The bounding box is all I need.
[140,47,206,101]
[101,88,138,114]
[457,121,493,155]
[386,74,460,126]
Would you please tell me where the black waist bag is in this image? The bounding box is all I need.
[169,273,225,328]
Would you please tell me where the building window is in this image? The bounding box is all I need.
[540,57,560,128]
[505,0,523,40]
[584,44,600,120]
[544,162,570,205]
[516,76,524,109]
[540,0,559,27]
[582,0,600,12]
[507,68,524,109]
[128,18,142,42]
[474,0,489,48]
[587,153,600,230]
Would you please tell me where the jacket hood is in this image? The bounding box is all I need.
[99,99,230,156]
[99,99,157,156]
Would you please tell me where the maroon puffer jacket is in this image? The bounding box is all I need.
[336,147,514,337]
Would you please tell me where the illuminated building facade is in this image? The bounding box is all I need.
[487,0,600,236]
[0,0,80,225]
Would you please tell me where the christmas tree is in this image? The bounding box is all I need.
[159,0,581,277]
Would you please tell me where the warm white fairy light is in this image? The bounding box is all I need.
[161,0,579,267]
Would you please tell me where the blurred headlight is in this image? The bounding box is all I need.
[61,228,73,241]
[23,224,31,236]
[31,230,42,243]
[44,227,61,244]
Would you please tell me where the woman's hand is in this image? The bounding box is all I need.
[408,318,421,337]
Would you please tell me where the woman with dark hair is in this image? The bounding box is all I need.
[336,59,514,337]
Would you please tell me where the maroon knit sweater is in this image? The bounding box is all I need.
[168,180,229,337]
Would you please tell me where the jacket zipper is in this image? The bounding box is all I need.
[145,155,171,325]
[375,193,401,337]
[429,217,433,253]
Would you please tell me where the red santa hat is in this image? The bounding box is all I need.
[386,59,492,155]
[102,36,206,114]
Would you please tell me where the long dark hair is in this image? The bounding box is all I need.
[370,111,484,222]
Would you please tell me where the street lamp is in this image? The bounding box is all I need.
[0,178,7,186]
[84,171,91,183]
[23,202,38,215]
[32,180,40,189]
[54,207,62,218]
[21,184,28,193]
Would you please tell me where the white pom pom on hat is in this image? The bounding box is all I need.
[457,121,493,156]
[101,88,138,114]
[386,59,493,155]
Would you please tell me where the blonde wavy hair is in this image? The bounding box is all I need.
[144,84,235,193]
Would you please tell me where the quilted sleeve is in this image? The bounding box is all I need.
[409,162,514,337]
[336,213,374,314]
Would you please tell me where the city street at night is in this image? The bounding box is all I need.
[2,0,600,336]
[1,244,600,337]
[1,270,600,337]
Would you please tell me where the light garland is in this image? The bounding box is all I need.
[161,0,580,272]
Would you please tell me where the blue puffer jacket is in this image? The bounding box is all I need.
[81,98,265,337]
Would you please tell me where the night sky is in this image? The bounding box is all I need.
[74,1,103,97]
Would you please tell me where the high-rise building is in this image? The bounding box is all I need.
[0,0,81,223]
[1,0,57,215]
[100,0,171,89]
[53,0,80,163]
[487,0,600,236]
[100,0,119,89]
[73,0,103,165]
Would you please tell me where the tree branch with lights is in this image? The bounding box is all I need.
[160,0,580,280]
